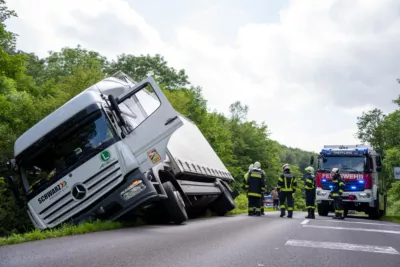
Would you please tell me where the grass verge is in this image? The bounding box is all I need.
[227,194,279,215]
[0,219,145,247]
[381,215,400,224]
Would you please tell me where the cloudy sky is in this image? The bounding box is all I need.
[6,0,400,153]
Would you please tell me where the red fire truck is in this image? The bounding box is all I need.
[311,144,387,219]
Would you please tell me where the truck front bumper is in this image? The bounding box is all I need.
[316,188,375,207]
[71,168,159,224]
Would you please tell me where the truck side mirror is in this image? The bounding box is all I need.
[5,176,23,208]
[108,95,126,127]
[6,159,16,172]
[310,155,314,166]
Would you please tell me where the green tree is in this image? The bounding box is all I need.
[355,108,386,151]
[354,79,400,216]
[106,54,189,90]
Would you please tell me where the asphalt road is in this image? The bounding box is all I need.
[1,211,400,267]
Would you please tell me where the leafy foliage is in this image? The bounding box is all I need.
[355,88,400,215]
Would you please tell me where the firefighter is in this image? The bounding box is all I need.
[277,163,297,218]
[330,167,345,220]
[304,166,316,219]
[245,161,266,216]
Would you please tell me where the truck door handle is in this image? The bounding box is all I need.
[165,116,178,125]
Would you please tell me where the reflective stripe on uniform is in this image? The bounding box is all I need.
[251,173,262,178]
[281,188,293,192]
[248,192,262,197]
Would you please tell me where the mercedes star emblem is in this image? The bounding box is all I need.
[71,184,87,200]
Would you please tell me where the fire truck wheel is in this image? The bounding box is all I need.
[368,197,380,220]
[317,203,329,216]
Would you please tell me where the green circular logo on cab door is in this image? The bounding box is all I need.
[100,150,111,162]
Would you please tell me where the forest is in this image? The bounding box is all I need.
[1,1,398,238]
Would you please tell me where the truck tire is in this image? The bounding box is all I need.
[210,183,236,216]
[368,198,380,220]
[378,194,387,217]
[163,181,188,224]
[317,203,329,216]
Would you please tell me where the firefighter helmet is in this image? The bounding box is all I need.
[305,166,314,174]
[331,167,340,174]
[254,161,261,169]
[282,163,290,171]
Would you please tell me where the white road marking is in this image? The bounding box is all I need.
[327,220,400,227]
[285,239,400,255]
[301,220,309,225]
[303,225,400,235]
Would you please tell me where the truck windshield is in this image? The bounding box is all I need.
[17,106,118,199]
[320,156,367,173]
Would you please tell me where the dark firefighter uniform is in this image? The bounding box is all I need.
[304,166,316,219]
[330,168,345,220]
[260,169,266,215]
[245,166,266,216]
[277,164,297,218]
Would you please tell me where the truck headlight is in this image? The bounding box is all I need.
[121,180,146,200]
[317,190,327,196]
[359,192,371,198]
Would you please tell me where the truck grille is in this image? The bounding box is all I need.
[38,160,123,228]
[321,180,365,191]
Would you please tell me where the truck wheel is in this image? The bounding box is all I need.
[368,198,380,220]
[317,203,329,216]
[163,181,188,224]
[378,194,386,217]
[210,183,236,216]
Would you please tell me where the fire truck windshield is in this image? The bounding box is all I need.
[319,156,367,173]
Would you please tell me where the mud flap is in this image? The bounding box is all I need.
[220,180,239,200]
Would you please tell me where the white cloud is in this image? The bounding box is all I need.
[6,0,400,152]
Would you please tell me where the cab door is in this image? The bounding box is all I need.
[115,76,183,171]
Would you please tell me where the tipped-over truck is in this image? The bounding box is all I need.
[5,71,238,230]
[311,144,386,219]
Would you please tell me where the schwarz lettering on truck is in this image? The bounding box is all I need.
[38,181,67,204]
